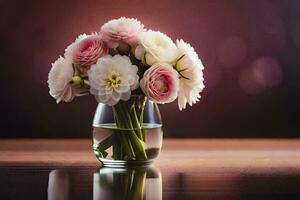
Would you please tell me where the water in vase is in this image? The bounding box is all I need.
[93,123,163,163]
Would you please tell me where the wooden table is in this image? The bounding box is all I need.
[1,139,300,199]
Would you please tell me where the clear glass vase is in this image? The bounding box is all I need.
[92,95,163,167]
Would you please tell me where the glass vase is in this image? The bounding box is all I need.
[92,95,163,167]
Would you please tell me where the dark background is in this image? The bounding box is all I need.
[1,0,299,138]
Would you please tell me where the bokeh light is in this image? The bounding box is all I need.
[239,56,283,95]
[252,56,283,88]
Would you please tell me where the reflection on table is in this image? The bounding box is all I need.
[47,166,162,200]
[0,166,300,199]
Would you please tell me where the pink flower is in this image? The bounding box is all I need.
[100,17,144,48]
[140,63,179,104]
[71,35,108,73]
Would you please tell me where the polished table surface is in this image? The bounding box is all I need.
[0,139,300,199]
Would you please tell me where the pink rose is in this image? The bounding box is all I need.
[71,35,108,73]
[100,17,144,48]
[140,63,179,104]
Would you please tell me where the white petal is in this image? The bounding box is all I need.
[140,30,178,64]
[111,90,121,102]
[174,39,205,109]
[145,53,156,65]
[120,91,131,101]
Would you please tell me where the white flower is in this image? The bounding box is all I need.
[101,17,143,35]
[175,39,205,110]
[135,30,178,65]
[88,55,139,106]
[100,17,144,48]
[48,56,75,103]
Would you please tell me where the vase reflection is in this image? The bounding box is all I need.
[48,170,70,200]
[47,166,162,200]
[94,166,162,200]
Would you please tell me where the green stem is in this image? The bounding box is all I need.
[128,170,146,200]
[138,99,146,142]
[112,134,120,160]
[121,103,147,160]
[120,131,135,158]
[113,101,147,160]
[125,170,134,199]
[113,106,133,159]
[130,105,143,140]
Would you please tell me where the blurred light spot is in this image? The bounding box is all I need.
[217,36,248,68]
[252,56,282,88]
[239,56,283,95]
[239,67,265,96]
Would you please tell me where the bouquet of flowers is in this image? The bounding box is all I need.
[48,17,204,162]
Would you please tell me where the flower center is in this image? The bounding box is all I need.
[154,77,168,93]
[107,72,122,88]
